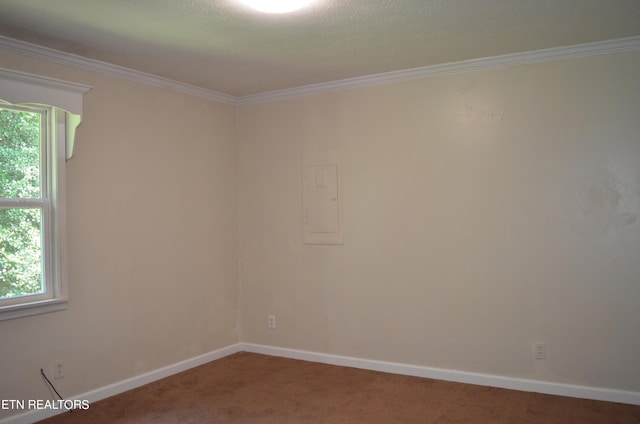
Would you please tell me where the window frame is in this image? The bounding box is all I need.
[0,68,89,320]
[0,104,68,319]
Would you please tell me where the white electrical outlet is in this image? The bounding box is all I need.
[53,360,64,379]
[268,314,276,329]
[534,342,547,360]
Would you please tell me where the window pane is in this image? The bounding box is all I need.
[0,107,42,199]
[0,208,44,299]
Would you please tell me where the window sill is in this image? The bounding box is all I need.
[0,297,68,321]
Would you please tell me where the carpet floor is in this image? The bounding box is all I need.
[39,352,640,423]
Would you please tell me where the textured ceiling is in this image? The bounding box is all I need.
[1,0,640,97]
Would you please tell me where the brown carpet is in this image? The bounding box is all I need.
[39,352,640,423]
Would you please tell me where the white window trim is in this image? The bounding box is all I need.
[0,68,90,159]
[0,69,90,320]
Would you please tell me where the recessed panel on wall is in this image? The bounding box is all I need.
[302,151,343,245]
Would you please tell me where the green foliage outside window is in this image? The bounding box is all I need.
[0,107,44,298]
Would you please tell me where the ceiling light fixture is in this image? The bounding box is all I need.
[238,0,315,14]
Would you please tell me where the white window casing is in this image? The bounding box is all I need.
[0,68,90,320]
[0,68,90,160]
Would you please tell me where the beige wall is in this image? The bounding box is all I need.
[1,47,639,421]
[238,51,640,391]
[0,51,238,418]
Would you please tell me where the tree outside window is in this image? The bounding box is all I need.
[0,106,44,299]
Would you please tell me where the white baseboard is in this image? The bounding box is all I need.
[239,342,640,406]
[0,343,243,424]
[4,341,638,423]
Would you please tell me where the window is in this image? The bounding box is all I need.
[0,69,89,320]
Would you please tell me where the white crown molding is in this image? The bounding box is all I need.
[0,36,236,105]
[236,35,640,105]
[2,34,640,107]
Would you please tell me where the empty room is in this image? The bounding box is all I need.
[1,1,639,422]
